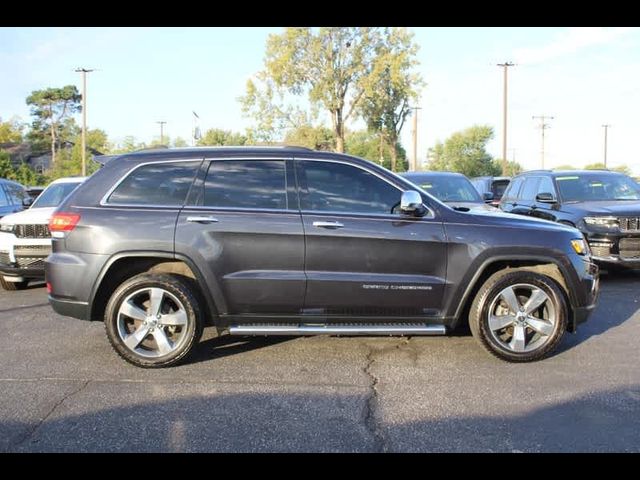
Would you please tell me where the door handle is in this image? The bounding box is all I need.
[186,216,219,224]
[313,221,344,229]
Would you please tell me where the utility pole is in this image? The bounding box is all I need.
[602,124,611,168]
[410,106,422,171]
[497,62,515,176]
[156,121,167,145]
[532,115,554,169]
[74,68,95,177]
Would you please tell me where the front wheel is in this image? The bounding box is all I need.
[104,273,203,368]
[469,270,568,362]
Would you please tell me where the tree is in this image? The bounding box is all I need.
[197,129,248,146]
[425,125,500,177]
[25,86,82,165]
[0,117,24,143]
[47,129,109,180]
[584,162,632,175]
[553,164,577,170]
[240,27,381,152]
[345,129,408,171]
[109,136,147,154]
[0,151,15,178]
[173,137,189,147]
[359,28,424,172]
[493,159,523,176]
[284,124,335,150]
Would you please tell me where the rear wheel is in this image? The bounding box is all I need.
[469,270,568,362]
[104,273,203,368]
[0,277,29,291]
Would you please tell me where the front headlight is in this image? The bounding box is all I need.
[584,216,619,228]
[0,223,14,233]
[571,238,589,256]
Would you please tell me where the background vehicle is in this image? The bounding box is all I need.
[470,176,511,207]
[499,170,640,268]
[25,186,45,202]
[46,147,598,368]
[401,171,497,211]
[0,178,28,219]
[0,177,86,290]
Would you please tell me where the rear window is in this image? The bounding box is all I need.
[491,180,510,199]
[108,161,200,206]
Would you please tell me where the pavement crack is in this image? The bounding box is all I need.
[10,380,90,451]
[361,343,393,453]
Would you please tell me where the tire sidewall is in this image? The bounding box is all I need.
[472,271,568,362]
[105,274,201,368]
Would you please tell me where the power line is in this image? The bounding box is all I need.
[74,68,96,176]
[532,115,554,169]
[497,62,515,175]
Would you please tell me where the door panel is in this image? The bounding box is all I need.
[175,158,305,315]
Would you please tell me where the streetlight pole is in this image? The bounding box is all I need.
[74,68,95,176]
[410,106,422,171]
[156,121,167,145]
[533,115,554,169]
[497,62,515,176]
[602,124,611,168]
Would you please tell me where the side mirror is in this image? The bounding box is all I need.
[536,192,557,203]
[400,190,426,216]
[22,197,34,208]
[482,192,494,202]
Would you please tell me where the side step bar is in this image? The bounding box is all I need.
[229,325,446,336]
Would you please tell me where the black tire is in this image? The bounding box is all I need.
[104,273,203,368]
[469,270,568,362]
[0,277,29,291]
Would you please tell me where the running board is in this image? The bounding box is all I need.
[229,325,446,336]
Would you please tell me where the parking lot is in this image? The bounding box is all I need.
[0,270,639,453]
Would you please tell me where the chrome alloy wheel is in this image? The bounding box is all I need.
[116,287,189,358]
[486,283,557,353]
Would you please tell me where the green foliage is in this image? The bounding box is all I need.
[611,165,632,175]
[0,117,24,143]
[46,129,109,180]
[173,137,189,147]
[584,162,607,170]
[284,124,335,150]
[240,27,382,151]
[0,151,14,178]
[345,130,408,171]
[426,125,500,177]
[493,159,523,176]
[108,136,147,154]
[197,129,249,146]
[0,150,46,185]
[553,164,577,170]
[584,162,632,175]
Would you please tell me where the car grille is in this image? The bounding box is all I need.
[589,244,611,258]
[619,238,640,259]
[0,251,10,265]
[619,217,640,233]
[15,257,46,269]
[14,245,51,257]
[14,224,50,239]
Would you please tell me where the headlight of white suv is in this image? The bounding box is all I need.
[0,224,14,233]
[584,216,619,228]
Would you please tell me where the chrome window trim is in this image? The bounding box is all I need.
[295,157,435,220]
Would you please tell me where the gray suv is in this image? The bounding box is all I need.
[46,147,599,367]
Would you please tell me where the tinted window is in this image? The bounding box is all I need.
[519,177,540,202]
[502,177,523,202]
[491,180,510,199]
[298,161,401,214]
[108,161,200,206]
[555,174,640,202]
[32,182,82,208]
[4,183,25,205]
[203,160,287,210]
[0,186,9,207]
[537,177,555,197]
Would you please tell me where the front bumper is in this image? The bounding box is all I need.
[585,231,640,266]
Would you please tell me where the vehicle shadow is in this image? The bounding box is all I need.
[189,334,293,364]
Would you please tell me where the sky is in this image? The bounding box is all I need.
[1,27,639,174]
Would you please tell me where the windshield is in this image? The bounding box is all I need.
[32,182,81,208]
[405,174,482,202]
[555,174,640,202]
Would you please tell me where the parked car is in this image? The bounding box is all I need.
[470,176,511,207]
[0,178,28,219]
[46,147,598,367]
[499,170,640,268]
[0,177,86,290]
[401,171,497,211]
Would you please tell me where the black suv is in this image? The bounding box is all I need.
[500,170,640,268]
[46,147,599,367]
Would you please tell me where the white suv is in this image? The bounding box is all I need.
[0,177,86,290]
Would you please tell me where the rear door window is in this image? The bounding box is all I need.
[519,177,540,203]
[502,177,523,203]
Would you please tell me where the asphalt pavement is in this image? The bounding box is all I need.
[1,271,639,452]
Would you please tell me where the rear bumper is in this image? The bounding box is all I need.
[48,295,90,320]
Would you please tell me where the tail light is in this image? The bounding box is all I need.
[49,213,81,232]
